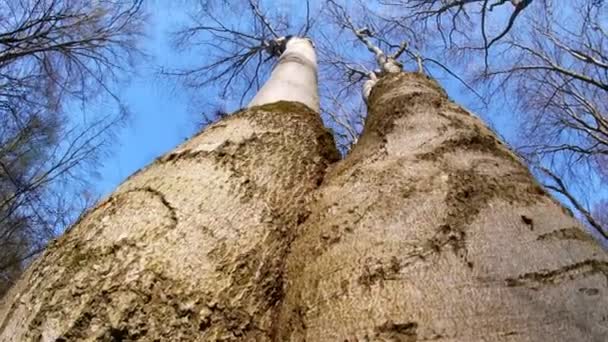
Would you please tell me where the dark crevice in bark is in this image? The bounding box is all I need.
[373,320,419,341]
[83,186,179,233]
[357,256,402,290]
[64,184,180,237]
[416,131,517,164]
[579,287,600,296]
[537,227,594,242]
[505,259,608,288]
[436,111,469,131]
[521,215,534,230]
[268,182,337,339]
[136,187,178,227]
[431,167,545,267]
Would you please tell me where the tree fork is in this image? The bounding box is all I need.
[0,102,339,341]
[275,72,608,341]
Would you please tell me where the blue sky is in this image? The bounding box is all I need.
[92,1,198,196]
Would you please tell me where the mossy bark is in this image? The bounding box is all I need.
[275,73,608,341]
[2,73,606,342]
[0,102,338,341]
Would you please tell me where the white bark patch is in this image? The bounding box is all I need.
[381,60,402,74]
[248,37,320,112]
[362,74,378,103]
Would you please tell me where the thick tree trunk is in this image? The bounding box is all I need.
[0,102,338,341]
[3,66,606,341]
[276,73,608,341]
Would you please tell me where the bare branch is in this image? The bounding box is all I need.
[248,0,280,39]
[167,1,301,106]
[0,0,145,294]
[537,166,608,240]
[327,0,402,74]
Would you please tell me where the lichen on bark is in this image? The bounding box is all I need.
[1,70,607,341]
[0,101,338,341]
[274,72,608,341]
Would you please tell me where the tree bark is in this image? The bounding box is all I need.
[2,69,607,342]
[0,102,338,341]
[275,73,608,341]
[248,38,320,113]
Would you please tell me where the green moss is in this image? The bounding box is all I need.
[537,227,594,242]
[416,132,518,163]
[367,72,447,106]
[427,166,546,265]
[249,100,316,115]
[374,320,418,341]
[361,72,448,145]
[244,101,339,159]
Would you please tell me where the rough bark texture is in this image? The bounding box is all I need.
[276,73,608,341]
[2,71,606,342]
[0,102,338,341]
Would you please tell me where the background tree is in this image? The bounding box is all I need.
[0,0,144,296]
[482,0,608,238]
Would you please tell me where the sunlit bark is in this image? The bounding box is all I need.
[276,72,608,341]
[248,37,320,112]
[0,101,338,341]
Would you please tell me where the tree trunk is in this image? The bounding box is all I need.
[0,102,338,341]
[3,67,606,341]
[275,73,608,341]
[248,38,320,113]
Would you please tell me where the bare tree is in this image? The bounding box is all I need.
[379,0,536,67]
[273,2,608,339]
[0,0,144,296]
[0,7,339,335]
[165,0,314,107]
[534,165,607,239]
[478,0,608,237]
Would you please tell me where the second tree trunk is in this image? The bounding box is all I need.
[276,73,608,341]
